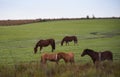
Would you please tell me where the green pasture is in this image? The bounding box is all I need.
[0,19,120,65]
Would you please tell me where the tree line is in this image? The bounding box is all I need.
[0,17,119,26]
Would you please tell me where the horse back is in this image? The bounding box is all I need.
[68,52,74,58]
[44,53,57,60]
[65,36,76,41]
[102,51,113,60]
[39,39,54,46]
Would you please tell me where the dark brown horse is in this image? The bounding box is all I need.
[61,36,78,46]
[41,53,59,64]
[34,39,55,53]
[57,52,74,64]
[81,49,113,64]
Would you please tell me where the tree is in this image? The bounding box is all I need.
[92,15,95,19]
[86,15,89,19]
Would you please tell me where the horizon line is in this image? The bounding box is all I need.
[0,16,120,20]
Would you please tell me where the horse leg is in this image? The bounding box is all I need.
[51,45,53,52]
[70,61,73,64]
[65,60,69,64]
[40,46,43,52]
[110,55,113,61]
[41,58,46,64]
[93,60,96,64]
[69,59,73,64]
[66,41,69,46]
[108,58,113,62]
[43,60,46,64]
[74,41,77,45]
[66,41,67,46]
[74,41,75,45]
[68,42,69,46]
[56,61,59,65]
[71,59,75,64]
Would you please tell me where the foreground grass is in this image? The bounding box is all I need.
[0,61,120,77]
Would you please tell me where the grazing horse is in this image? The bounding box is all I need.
[57,52,74,64]
[61,36,78,46]
[41,53,59,64]
[34,39,55,54]
[81,49,113,64]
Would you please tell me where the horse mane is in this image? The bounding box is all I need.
[34,40,40,53]
[34,40,43,48]
[83,49,98,58]
[85,49,97,53]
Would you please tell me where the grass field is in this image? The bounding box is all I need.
[0,19,120,77]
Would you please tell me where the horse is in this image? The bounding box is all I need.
[81,49,113,64]
[41,53,59,64]
[34,39,55,54]
[61,36,78,46]
[41,52,74,64]
[57,52,74,64]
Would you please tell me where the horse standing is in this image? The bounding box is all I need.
[57,52,74,64]
[81,49,113,64]
[40,52,74,64]
[34,39,55,53]
[41,53,59,64]
[61,36,78,46]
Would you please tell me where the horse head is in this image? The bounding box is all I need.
[57,52,63,59]
[81,49,89,56]
[34,47,38,54]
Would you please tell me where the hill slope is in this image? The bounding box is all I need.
[0,19,120,65]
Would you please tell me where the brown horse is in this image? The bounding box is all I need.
[61,36,78,46]
[81,49,113,64]
[41,52,74,64]
[41,53,59,64]
[34,39,55,53]
[57,52,74,64]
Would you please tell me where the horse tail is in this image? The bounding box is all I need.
[74,36,78,44]
[52,39,55,50]
[107,51,113,61]
[50,39,55,52]
[110,52,113,61]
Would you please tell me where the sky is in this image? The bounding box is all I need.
[0,0,120,20]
